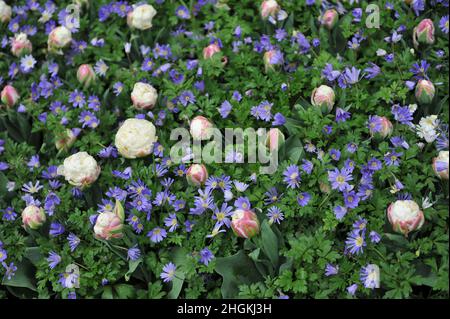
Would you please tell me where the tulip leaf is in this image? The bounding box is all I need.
[1,259,37,292]
[24,247,44,267]
[215,250,263,298]
[167,271,185,299]
[261,220,279,270]
[125,258,142,281]
[114,284,136,299]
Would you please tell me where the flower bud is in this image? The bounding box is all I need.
[186,164,208,187]
[432,151,449,180]
[55,128,81,151]
[57,151,101,188]
[11,33,32,57]
[190,115,214,141]
[265,128,285,152]
[319,181,331,194]
[203,43,221,59]
[1,85,19,108]
[127,4,157,30]
[94,200,124,240]
[413,19,435,49]
[115,118,158,159]
[415,79,435,104]
[387,200,425,236]
[263,49,283,73]
[231,209,260,239]
[260,0,280,19]
[370,116,393,139]
[77,64,96,88]
[321,9,339,30]
[47,26,72,53]
[0,0,11,23]
[131,82,158,110]
[22,205,46,230]
[311,85,335,113]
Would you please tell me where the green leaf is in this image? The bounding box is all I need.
[167,271,185,299]
[2,259,37,292]
[24,247,43,267]
[114,284,136,299]
[125,258,142,281]
[260,220,279,270]
[215,250,263,298]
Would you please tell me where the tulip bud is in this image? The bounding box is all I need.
[22,205,46,230]
[311,85,335,113]
[77,64,96,88]
[1,85,19,108]
[415,79,435,104]
[190,116,214,141]
[263,49,283,73]
[370,116,393,139]
[260,0,280,19]
[265,128,285,152]
[231,209,260,239]
[57,151,101,188]
[413,19,435,49]
[131,82,158,110]
[0,0,11,23]
[321,9,339,30]
[186,164,208,187]
[115,118,158,159]
[203,43,221,59]
[11,33,32,57]
[55,128,81,151]
[127,4,157,30]
[94,200,124,240]
[319,181,331,194]
[387,200,425,236]
[432,151,449,180]
[47,26,72,53]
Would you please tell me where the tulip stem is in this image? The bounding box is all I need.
[73,262,89,271]
[371,247,386,262]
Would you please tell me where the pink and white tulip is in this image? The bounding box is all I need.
[321,9,339,30]
[0,1,11,23]
[127,4,157,30]
[260,0,280,19]
[432,151,449,180]
[47,26,72,53]
[77,64,96,88]
[203,43,221,59]
[413,19,435,49]
[1,85,19,108]
[231,209,260,239]
[57,151,101,188]
[387,200,425,237]
[415,79,435,104]
[186,164,208,187]
[55,128,81,151]
[11,33,32,57]
[22,205,46,230]
[190,116,214,141]
[265,128,285,152]
[370,116,393,139]
[311,85,335,113]
[131,82,158,110]
[94,200,124,240]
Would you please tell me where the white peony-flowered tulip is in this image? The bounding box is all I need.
[115,118,158,159]
[57,151,101,188]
